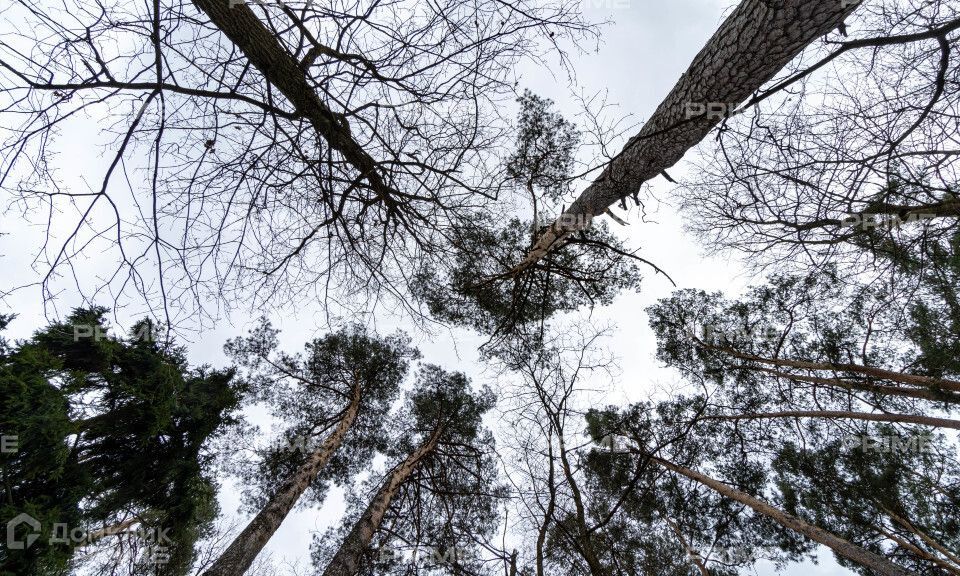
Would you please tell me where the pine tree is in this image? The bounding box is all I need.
[314,365,502,576]
[204,324,418,576]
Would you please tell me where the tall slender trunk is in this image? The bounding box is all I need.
[705,345,960,393]
[648,454,917,576]
[747,365,960,403]
[320,425,444,576]
[879,505,960,573]
[701,410,960,430]
[511,0,860,273]
[555,431,607,576]
[662,515,711,576]
[203,383,363,576]
[535,423,557,576]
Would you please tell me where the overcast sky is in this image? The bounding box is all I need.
[0,0,855,573]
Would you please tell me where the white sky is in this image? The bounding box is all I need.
[0,0,854,573]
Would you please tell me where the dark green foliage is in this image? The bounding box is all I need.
[648,264,960,410]
[0,308,244,576]
[579,404,813,576]
[414,216,642,340]
[412,93,643,342]
[506,90,579,203]
[772,432,960,576]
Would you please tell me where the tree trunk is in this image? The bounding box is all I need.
[189,0,398,207]
[663,515,711,576]
[535,427,557,576]
[702,410,960,430]
[648,454,917,576]
[705,344,960,393]
[747,365,960,404]
[320,426,444,576]
[512,0,861,273]
[203,383,363,576]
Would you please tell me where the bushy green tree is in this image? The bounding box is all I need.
[0,308,244,576]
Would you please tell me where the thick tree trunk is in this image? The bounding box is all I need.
[203,384,363,576]
[189,0,398,206]
[512,0,860,273]
[320,426,444,576]
[703,410,960,430]
[648,454,917,576]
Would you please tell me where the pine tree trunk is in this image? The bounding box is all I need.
[748,365,960,403]
[203,384,363,576]
[702,345,960,393]
[320,426,444,576]
[513,0,861,273]
[648,454,917,576]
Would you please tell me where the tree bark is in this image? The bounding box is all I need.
[189,0,399,208]
[320,425,444,576]
[702,410,960,430]
[511,0,861,274]
[203,383,363,576]
[647,454,917,576]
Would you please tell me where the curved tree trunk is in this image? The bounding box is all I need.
[511,0,861,274]
[648,454,917,576]
[320,426,444,576]
[203,383,363,576]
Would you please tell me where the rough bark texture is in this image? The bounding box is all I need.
[189,0,398,206]
[705,410,960,430]
[320,426,444,576]
[649,455,917,576]
[513,0,861,273]
[203,384,363,576]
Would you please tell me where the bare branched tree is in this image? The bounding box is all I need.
[680,0,960,273]
[492,322,621,576]
[0,0,594,327]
